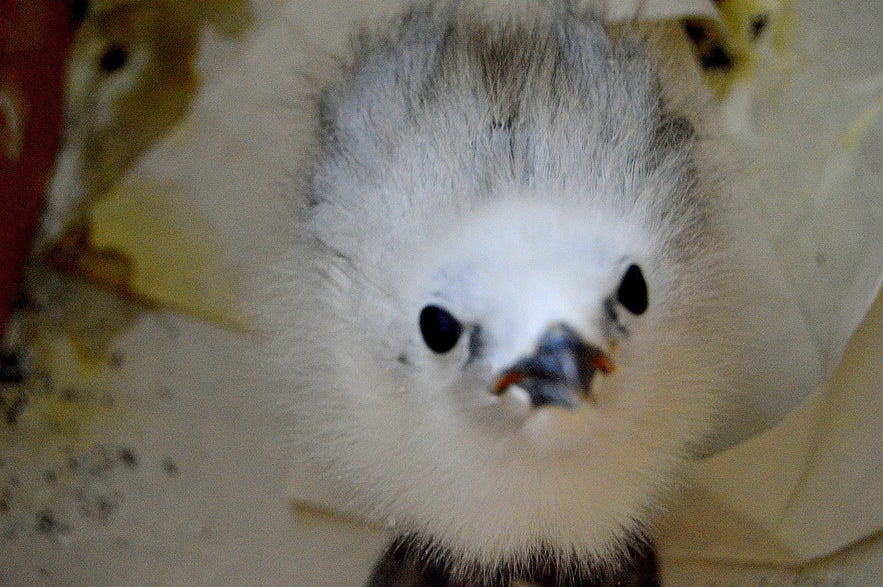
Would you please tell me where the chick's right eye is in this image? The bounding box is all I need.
[419,305,462,354]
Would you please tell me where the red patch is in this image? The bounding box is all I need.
[0,2,76,339]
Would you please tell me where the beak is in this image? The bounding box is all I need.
[492,323,614,409]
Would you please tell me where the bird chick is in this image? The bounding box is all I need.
[271,2,743,585]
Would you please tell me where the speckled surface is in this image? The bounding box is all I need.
[0,291,388,586]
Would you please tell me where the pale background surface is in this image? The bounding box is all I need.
[1,0,879,585]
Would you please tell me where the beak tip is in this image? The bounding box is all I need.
[491,323,615,409]
[590,353,615,375]
[492,372,522,395]
[491,344,615,408]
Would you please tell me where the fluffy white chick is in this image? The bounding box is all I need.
[270,2,743,585]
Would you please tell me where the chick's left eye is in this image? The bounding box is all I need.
[419,305,462,354]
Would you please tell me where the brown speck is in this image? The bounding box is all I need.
[35,372,54,396]
[0,488,10,514]
[68,454,84,472]
[99,495,119,520]
[85,445,114,477]
[118,448,138,468]
[0,352,24,384]
[701,45,733,70]
[683,21,707,43]
[35,510,69,536]
[44,470,58,484]
[162,458,179,478]
[36,511,54,533]
[751,14,769,40]
[2,393,27,425]
[109,352,124,369]
[78,492,120,522]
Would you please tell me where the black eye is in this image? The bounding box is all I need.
[419,305,463,354]
[617,264,648,315]
[99,44,128,73]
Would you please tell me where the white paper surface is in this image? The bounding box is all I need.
[661,289,883,565]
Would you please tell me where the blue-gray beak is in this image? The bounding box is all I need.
[492,323,614,409]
